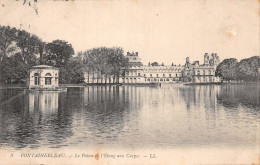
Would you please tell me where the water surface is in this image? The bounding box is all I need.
[0,84,259,149]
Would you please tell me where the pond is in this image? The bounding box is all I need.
[0,83,259,150]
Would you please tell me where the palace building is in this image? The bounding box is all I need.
[84,52,221,84]
[119,52,220,84]
[183,53,221,83]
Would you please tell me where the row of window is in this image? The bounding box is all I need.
[145,74,183,78]
[125,73,184,77]
[34,73,58,77]
[34,72,56,85]
[194,76,213,82]
[195,70,213,75]
[126,72,141,76]
[34,77,52,85]
[146,78,181,81]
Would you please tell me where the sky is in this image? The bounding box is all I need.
[0,0,259,65]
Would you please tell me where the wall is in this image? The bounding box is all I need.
[29,68,59,89]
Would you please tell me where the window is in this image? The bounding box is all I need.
[34,73,39,85]
[138,73,140,76]
[169,74,171,77]
[144,74,146,77]
[209,70,211,75]
[203,70,205,75]
[166,78,169,81]
[150,74,152,77]
[197,70,200,75]
[157,74,158,77]
[45,77,51,85]
[176,74,178,77]
[163,74,165,77]
[45,73,52,85]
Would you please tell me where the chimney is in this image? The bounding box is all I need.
[186,57,190,63]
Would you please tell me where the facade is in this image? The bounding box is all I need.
[119,52,186,84]
[143,65,184,83]
[84,52,221,84]
[29,65,59,89]
[183,53,221,83]
[120,52,145,84]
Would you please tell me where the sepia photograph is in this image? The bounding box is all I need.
[0,0,259,164]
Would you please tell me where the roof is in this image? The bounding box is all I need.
[31,65,59,69]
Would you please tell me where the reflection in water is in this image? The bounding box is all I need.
[0,84,259,149]
[0,91,73,149]
[217,84,260,109]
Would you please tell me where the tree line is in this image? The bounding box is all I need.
[0,25,129,85]
[79,47,129,84]
[216,56,260,81]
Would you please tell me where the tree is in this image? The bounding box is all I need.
[16,30,42,66]
[38,42,45,64]
[0,26,43,83]
[0,25,81,84]
[0,26,17,61]
[59,57,85,84]
[0,53,28,83]
[216,58,238,81]
[216,56,260,82]
[151,62,159,66]
[235,56,260,81]
[43,40,74,67]
[82,47,129,84]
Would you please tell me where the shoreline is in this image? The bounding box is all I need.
[1,81,259,89]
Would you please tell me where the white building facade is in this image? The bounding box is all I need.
[183,53,221,83]
[85,52,221,84]
[29,65,59,89]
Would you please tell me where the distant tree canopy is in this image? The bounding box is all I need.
[0,26,43,83]
[59,57,85,84]
[80,47,129,83]
[215,58,238,81]
[0,25,78,84]
[151,62,159,66]
[0,25,129,84]
[44,40,74,67]
[216,56,260,81]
